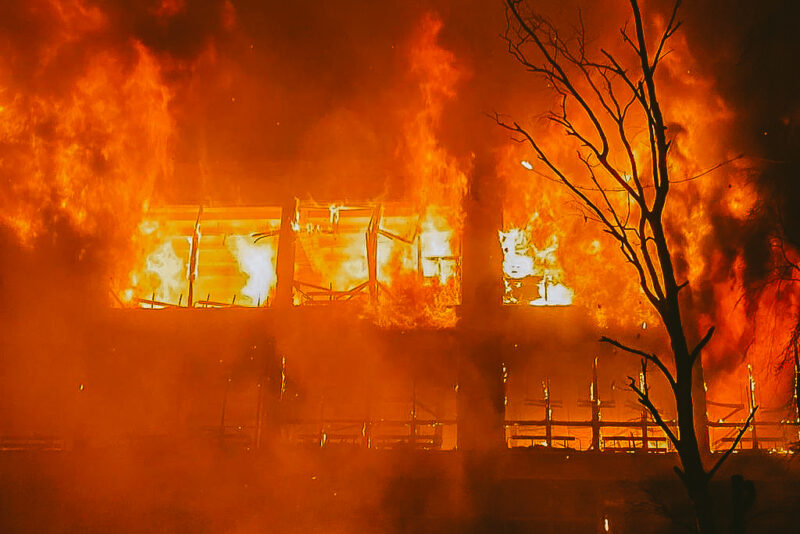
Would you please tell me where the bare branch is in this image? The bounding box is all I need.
[619,22,642,57]
[628,361,680,447]
[707,407,757,480]
[671,154,744,184]
[600,336,676,390]
[689,326,715,366]
[629,0,671,215]
[493,111,661,305]
[505,0,613,160]
[651,1,683,73]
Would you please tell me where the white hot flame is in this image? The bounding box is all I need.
[227,235,277,306]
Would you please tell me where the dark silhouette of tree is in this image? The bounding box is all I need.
[495,1,755,532]
[758,208,800,441]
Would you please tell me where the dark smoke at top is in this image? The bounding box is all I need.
[671,0,800,277]
[92,0,525,205]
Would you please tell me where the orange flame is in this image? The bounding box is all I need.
[0,35,173,248]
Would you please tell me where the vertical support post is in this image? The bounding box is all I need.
[363,391,372,449]
[279,355,287,441]
[365,204,383,304]
[416,231,423,281]
[543,378,552,447]
[458,151,505,452]
[747,364,758,450]
[794,347,800,425]
[639,369,649,452]
[275,198,298,309]
[362,421,372,449]
[502,362,509,436]
[187,206,203,308]
[280,356,286,401]
[591,357,601,451]
[360,350,373,449]
[641,410,649,451]
[253,339,281,449]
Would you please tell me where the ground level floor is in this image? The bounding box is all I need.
[1,446,798,533]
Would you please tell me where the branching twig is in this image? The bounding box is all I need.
[707,407,757,480]
[601,335,676,390]
[628,359,680,447]
[689,326,715,367]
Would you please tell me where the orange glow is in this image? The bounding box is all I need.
[499,226,573,306]
[2,0,797,466]
[0,37,172,248]
[491,9,799,418]
[122,206,280,308]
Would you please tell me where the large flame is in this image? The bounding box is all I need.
[497,7,797,411]
[2,1,794,417]
[227,235,277,306]
[0,26,173,250]
[369,12,468,327]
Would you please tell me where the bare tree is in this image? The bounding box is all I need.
[495,1,755,532]
[756,207,800,437]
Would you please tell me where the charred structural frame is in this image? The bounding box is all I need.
[90,159,800,456]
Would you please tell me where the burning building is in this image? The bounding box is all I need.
[2,0,800,532]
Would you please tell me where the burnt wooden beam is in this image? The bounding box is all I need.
[274,197,298,309]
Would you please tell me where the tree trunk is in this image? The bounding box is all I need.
[688,475,716,534]
[675,355,716,534]
[694,356,711,456]
[658,237,716,533]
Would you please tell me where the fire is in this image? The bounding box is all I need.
[152,0,186,18]
[0,35,173,248]
[123,217,188,307]
[287,202,460,322]
[495,4,798,412]
[136,239,185,306]
[1,0,798,473]
[498,226,573,306]
[227,235,277,306]
[366,12,468,327]
[402,12,467,244]
[419,207,458,286]
[1,0,790,414]
[121,206,281,308]
[0,5,468,329]
[293,205,376,295]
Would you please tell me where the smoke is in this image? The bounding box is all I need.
[2,1,793,284]
[646,0,800,393]
[1,0,799,510]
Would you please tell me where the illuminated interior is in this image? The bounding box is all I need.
[120,202,464,310]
